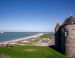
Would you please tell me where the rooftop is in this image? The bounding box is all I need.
[63,16,75,25]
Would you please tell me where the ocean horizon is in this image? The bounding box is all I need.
[0,32,49,42]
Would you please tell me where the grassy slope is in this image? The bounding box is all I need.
[29,34,53,43]
[39,34,52,39]
[0,45,65,58]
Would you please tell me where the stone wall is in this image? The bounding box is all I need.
[65,25,75,58]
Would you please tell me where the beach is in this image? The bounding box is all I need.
[0,33,43,45]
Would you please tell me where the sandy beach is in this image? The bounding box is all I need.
[0,33,43,45]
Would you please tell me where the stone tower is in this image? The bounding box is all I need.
[64,16,75,58]
[55,23,61,32]
[55,16,75,58]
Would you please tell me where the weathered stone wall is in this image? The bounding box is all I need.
[61,27,65,53]
[65,25,75,58]
[55,27,61,51]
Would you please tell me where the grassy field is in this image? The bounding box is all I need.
[28,33,54,43]
[40,33,53,39]
[0,45,65,58]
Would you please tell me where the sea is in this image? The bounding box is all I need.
[0,32,48,42]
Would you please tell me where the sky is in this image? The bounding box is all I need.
[0,0,75,32]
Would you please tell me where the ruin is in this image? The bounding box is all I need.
[55,16,75,58]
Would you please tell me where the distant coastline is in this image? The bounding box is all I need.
[0,32,43,42]
[0,33,44,45]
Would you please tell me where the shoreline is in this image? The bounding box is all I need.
[0,33,44,45]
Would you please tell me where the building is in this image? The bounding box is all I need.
[55,16,75,58]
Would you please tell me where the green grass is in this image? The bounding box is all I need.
[0,45,65,58]
[40,34,52,39]
[29,34,53,43]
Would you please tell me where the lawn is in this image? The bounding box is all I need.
[28,33,54,43]
[0,45,65,58]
